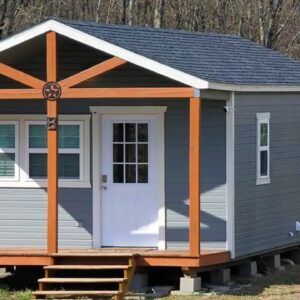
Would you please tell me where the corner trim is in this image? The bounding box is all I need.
[226,92,235,258]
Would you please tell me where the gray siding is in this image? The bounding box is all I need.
[0,189,92,248]
[0,99,226,250]
[166,100,227,250]
[0,37,227,250]
[235,92,300,257]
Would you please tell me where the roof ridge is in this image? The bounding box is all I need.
[49,17,242,40]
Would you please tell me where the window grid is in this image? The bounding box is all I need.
[256,113,270,185]
[113,122,148,184]
[26,121,83,180]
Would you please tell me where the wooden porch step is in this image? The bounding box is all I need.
[39,277,126,283]
[33,290,120,297]
[45,264,130,270]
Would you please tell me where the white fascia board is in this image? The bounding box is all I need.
[208,82,300,92]
[0,20,209,89]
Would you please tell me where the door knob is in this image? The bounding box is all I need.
[101,186,107,191]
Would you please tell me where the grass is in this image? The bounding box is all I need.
[155,264,300,300]
[0,289,32,300]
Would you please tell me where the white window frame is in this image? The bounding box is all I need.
[256,112,270,185]
[0,115,90,188]
[0,121,19,181]
[25,120,84,182]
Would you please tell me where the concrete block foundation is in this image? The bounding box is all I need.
[238,261,258,277]
[180,276,202,292]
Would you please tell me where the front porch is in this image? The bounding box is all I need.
[0,29,230,271]
[0,248,229,268]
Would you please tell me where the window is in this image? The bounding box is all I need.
[0,115,90,188]
[27,122,82,180]
[0,122,18,180]
[256,113,270,185]
[113,122,149,184]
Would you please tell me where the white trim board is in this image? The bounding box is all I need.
[226,92,235,258]
[1,19,300,92]
[90,106,167,250]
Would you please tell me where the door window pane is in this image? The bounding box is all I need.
[59,125,80,149]
[126,164,136,183]
[113,123,124,142]
[0,153,15,177]
[260,123,268,147]
[112,122,149,184]
[29,125,47,148]
[59,154,80,179]
[113,164,124,183]
[113,144,124,163]
[138,164,148,183]
[125,123,136,142]
[260,150,268,176]
[0,124,15,148]
[126,144,136,162]
[29,153,47,178]
[138,144,148,163]
[138,124,148,142]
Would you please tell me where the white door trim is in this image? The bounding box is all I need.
[90,106,167,250]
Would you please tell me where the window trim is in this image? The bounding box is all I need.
[256,112,270,185]
[0,115,90,188]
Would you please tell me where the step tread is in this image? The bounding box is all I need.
[52,252,136,257]
[39,277,126,283]
[33,290,121,296]
[45,264,130,270]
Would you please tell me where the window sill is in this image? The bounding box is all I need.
[256,177,270,185]
[0,180,91,188]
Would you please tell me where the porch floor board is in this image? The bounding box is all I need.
[0,248,230,267]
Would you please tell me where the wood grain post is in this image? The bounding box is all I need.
[46,31,58,254]
[189,97,201,257]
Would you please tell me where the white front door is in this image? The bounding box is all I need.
[100,114,159,247]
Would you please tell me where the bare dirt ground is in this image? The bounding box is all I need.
[160,264,300,300]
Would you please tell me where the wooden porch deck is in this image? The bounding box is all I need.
[0,248,230,268]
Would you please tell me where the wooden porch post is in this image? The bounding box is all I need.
[46,31,58,254]
[189,97,201,257]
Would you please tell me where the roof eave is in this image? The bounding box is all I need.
[208,82,300,92]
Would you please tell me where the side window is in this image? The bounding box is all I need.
[0,122,18,180]
[256,113,270,185]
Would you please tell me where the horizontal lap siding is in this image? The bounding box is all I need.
[0,188,92,248]
[166,100,227,250]
[235,93,300,257]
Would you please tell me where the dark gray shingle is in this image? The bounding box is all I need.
[59,19,300,86]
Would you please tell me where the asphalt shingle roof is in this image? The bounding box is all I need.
[58,19,300,86]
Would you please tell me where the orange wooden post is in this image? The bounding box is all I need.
[189,97,201,257]
[46,31,59,254]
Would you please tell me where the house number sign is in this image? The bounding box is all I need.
[43,81,62,101]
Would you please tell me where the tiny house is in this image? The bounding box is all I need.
[0,19,300,298]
